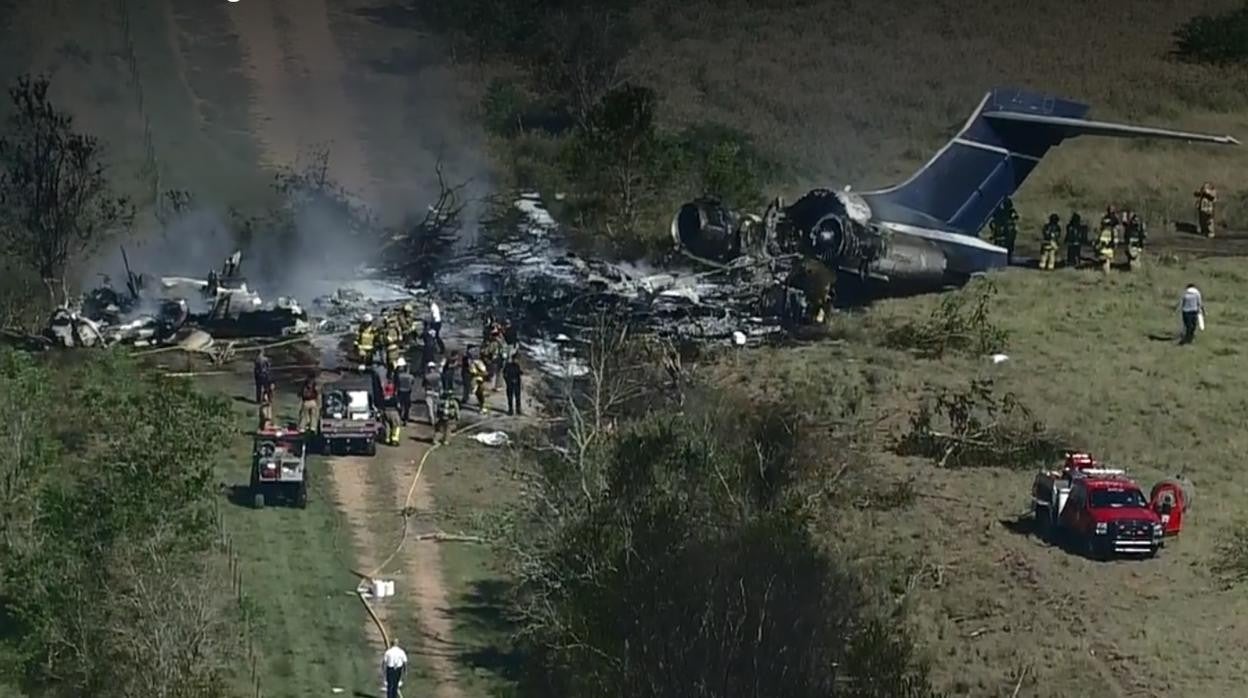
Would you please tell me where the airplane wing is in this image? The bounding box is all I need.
[983,111,1240,145]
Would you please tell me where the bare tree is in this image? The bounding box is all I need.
[0,75,135,304]
[385,158,470,284]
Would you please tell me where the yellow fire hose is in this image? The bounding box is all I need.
[349,415,502,648]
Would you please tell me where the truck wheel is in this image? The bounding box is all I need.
[253,492,265,509]
[1033,505,1049,539]
[1085,537,1106,561]
[297,483,308,509]
[364,439,377,457]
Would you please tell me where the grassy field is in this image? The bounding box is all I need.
[199,375,377,698]
[627,0,1248,233]
[423,437,524,696]
[9,0,1248,695]
[707,255,1248,696]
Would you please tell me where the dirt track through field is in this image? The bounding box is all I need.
[227,0,373,195]
[390,433,465,698]
[228,2,464,693]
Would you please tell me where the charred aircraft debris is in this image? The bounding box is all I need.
[673,87,1238,296]
[44,250,310,349]
[31,88,1239,358]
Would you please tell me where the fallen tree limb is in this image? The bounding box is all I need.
[412,532,488,544]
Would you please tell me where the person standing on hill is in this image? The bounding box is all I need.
[1039,213,1061,270]
[1195,182,1217,238]
[1064,212,1086,268]
[503,354,524,416]
[1094,221,1115,273]
[1124,213,1147,271]
[1179,283,1204,345]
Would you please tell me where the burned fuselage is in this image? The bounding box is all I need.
[673,189,953,296]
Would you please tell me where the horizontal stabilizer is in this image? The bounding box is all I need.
[984,111,1240,145]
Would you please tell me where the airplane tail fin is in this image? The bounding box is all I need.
[859,88,1237,235]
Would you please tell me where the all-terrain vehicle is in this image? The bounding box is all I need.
[318,374,384,456]
[1032,452,1185,559]
[251,427,308,508]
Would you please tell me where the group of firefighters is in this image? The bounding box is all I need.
[989,182,1219,272]
[253,299,527,448]
[349,302,525,446]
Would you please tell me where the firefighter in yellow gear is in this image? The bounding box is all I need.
[468,356,488,411]
[382,324,402,372]
[1095,224,1115,273]
[435,390,459,444]
[389,306,408,343]
[399,302,420,343]
[1099,206,1121,247]
[354,313,377,365]
[1039,213,1061,270]
[1195,182,1217,238]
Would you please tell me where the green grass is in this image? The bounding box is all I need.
[210,382,376,698]
[625,0,1248,232]
[426,437,524,697]
[711,256,1248,696]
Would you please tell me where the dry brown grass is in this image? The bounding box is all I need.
[627,0,1248,231]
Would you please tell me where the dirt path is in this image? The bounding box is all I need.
[227,0,373,195]
[228,2,468,693]
[389,430,465,698]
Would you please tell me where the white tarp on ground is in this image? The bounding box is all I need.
[473,431,511,447]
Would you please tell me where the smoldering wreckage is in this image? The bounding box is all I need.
[33,86,1239,363]
[36,194,809,368]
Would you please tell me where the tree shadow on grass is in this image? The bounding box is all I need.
[453,578,527,685]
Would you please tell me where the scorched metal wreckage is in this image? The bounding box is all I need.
[672,87,1238,297]
[44,250,310,350]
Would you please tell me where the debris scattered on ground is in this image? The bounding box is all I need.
[431,193,791,346]
[473,431,511,447]
[46,250,310,349]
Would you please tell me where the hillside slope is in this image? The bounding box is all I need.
[629,0,1248,233]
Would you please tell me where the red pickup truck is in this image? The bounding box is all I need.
[1033,454,1175,560]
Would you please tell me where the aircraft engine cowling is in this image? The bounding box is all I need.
[671,199,742,262]
[872,234,949,285]
[804,212,948,286]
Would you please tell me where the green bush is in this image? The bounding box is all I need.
[506,337,940,697]
[884,278,1009,359]
[0,349,238,695]
[1173,5,1248,65]
[482,79,528,135]
[675,123,777,209]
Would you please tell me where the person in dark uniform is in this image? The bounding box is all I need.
[503,354,523,416]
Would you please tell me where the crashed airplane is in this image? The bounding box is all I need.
[672,87,1239,295]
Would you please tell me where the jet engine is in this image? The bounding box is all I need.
[673,189,950,290]
[671,198,747,262]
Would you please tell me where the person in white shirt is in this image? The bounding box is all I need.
[1179,283,1204,345]
[382,639,408,698]
[428,300,445,353]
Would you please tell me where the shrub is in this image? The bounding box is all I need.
[883,278,1009,359]
[896,378,1067,469]
[1173,6,1248,65]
